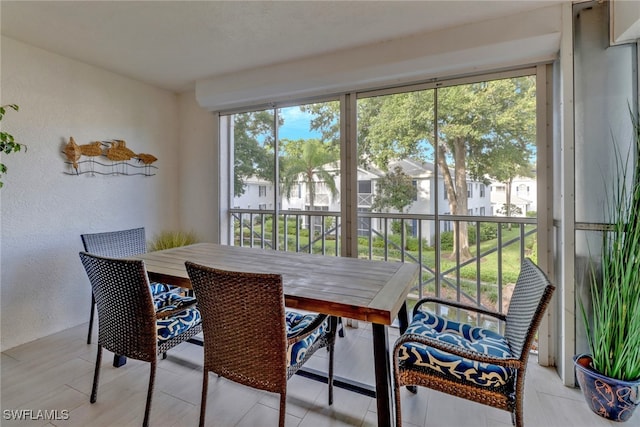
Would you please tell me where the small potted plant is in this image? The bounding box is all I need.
[575,108,640,422]
[148,230,200,251]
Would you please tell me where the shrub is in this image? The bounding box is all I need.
[439,223,497,251]
[478,223,498,241]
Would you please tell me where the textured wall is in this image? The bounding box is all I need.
[0,37,181,351]
[177,91,217,243]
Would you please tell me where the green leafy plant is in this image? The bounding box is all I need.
[579,108,640,381]
[148,230,200,252]
[0,104,25,188]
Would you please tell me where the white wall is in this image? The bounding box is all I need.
[196,4,562,111]
[0,37,183,351]
[177,91,217,242]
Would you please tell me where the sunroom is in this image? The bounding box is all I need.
[1,1,639,426]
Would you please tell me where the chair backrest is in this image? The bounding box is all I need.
[79,252,157,361]
[81,227,147,257]
[185,261,288,395]
[504,258,555,358]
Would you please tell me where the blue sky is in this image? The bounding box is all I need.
[278,107,322,141]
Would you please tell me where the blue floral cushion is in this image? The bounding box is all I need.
[397,310,514,387]
[156,307,201,341]
[285,311,326,366]
[149,281,178,295]
[153,292,196,313]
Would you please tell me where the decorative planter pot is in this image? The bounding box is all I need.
[574,354,640,422]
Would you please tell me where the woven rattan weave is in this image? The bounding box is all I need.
[79,252,202,427]
[81,227,149,344]
[185,261,336,427]
[392,258,555,427]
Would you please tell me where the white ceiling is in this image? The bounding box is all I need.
[1,1,564,93]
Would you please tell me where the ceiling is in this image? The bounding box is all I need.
[1,1,564,93]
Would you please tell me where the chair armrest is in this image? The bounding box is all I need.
[286,314,329,344]
[393,332,522,369]
[413,297,507,322]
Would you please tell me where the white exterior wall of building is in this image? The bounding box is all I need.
[233,176,275,210]
[490,176,537,217]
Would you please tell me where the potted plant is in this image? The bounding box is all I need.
[0,104,25,188]
[575,108,640,422]
[148,230,200,251]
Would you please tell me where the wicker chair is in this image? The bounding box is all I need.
[81,227,178,345]
[79,252,202,427]
[185,261,336,427]
[393,258,555,427]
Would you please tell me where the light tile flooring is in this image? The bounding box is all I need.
[1,322,634,427]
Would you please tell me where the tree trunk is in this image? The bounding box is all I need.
[437,139,472,261]
[506,177,513,231]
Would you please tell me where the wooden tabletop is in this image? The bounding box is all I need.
[132,243,419,325]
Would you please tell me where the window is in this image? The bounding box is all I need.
[221,68,543,321]
[358,180,372,193]
[357,207,371,237]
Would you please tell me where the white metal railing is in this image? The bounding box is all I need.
[229,208,537,326]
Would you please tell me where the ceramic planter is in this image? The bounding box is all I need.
[574,354,640,422]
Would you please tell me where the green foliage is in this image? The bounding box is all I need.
[371,166,417,213]
[0,104,25,188]
[439,223,498,251]
[478,223,498,241]
[374,234,422,251]
[579,108,640,381]
[233,110,281,197]
[439,230,455,251]
[350,77,535,259]
[148,230,200,252]
[280,138,339,209]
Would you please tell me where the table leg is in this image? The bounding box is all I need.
[372,323,392,427]
[398,301,409,333]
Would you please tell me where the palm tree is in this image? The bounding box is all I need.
[281,139,339,211]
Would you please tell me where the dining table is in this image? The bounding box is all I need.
[131,242,419,427]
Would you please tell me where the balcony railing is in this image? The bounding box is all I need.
[229,208,537,329]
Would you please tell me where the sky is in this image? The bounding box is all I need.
[278,107,323,141]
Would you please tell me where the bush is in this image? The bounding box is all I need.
[439,223,497,251]
[440,230,454,251]
[478,223,498,241]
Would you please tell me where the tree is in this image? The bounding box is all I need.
[371,165,417,213]
[307,76,536,261]
[232,110,282,197]
[280,138,339,211]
